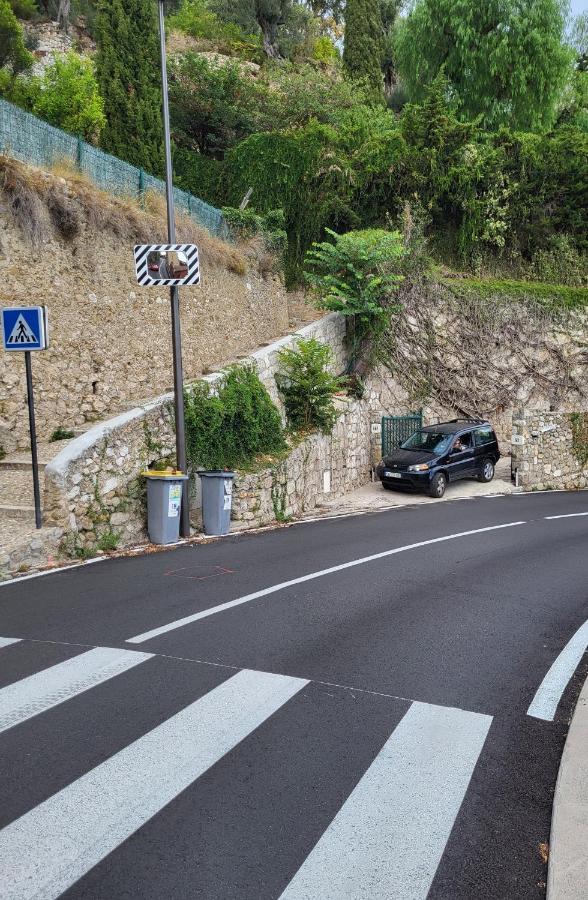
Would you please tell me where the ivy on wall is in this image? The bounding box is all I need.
[570,412,588,467]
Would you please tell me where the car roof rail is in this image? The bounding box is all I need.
[444,418,488,425]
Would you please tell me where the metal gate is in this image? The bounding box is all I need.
[381,413,423,456]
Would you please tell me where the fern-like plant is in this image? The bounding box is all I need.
[304,228,404,377]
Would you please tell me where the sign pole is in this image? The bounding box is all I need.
[158,0,190,539]
[24,351,42,530]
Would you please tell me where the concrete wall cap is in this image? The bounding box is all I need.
[46,392,174,481]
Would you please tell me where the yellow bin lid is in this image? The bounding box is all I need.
[142,469,188,479]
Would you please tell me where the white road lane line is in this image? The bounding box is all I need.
[127,521,526,644]
[0,669,307,900]
[0,557,106,589]
[544,512,588,520]
[0,638,21,649]
[280,701,492,900]
[527,620,588,721]
[0,646,153,735]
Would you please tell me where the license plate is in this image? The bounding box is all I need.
[385,471,402,479]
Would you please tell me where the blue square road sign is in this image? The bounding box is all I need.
[1,306,48,352]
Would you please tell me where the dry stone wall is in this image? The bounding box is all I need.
[232,396,372,527]
[43,315,352,551]
[381,281,588,443]
[0,209,289,453]
[22,283,588,562]
[511,412,588,491]
[43,310,421,551]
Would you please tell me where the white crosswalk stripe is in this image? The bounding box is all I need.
[0,643,494,900]
[0,668,307,900]
[0,646,153,735]
[0,637,20,649]
[280,702,492,900]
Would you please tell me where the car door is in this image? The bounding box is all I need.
[474,425,499,467]
[447,431,475,480]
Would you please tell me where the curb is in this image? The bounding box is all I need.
[547,673,588,899]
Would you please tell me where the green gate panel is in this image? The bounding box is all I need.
[381,414,423,456]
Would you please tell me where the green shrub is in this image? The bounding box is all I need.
[168,0,259,55]
[442,277,588,312]
[49,426,75,442]
[531,235,587,287]
[30,51,105,142]
[172,146,222,205]
[0,445,5,461]
[9,0,37,20]
[222,206,287,254]
[184,365,286,471]
[97,530,120,553]
[0,0,34,75]
[169,52,263,158]
[276,338,346,434]
[311,35,339,63]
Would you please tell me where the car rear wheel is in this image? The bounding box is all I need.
[429,472,447,498]
[478,459,495,483]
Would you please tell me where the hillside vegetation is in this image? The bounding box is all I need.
[0,0,586,291]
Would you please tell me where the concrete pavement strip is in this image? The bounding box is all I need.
[547,674,588,900]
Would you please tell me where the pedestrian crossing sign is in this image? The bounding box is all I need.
[1,306,48,352]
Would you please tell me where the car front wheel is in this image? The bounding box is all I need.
[429,472,447,498]
[477,459,495,483]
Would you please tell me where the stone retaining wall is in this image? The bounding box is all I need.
[232,395,372,527]
[0,200,289,453]
[511,412,588,491]
[43,315,361,552]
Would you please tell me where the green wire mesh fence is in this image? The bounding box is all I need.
[0,98,228,239]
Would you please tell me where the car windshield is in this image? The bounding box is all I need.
[401,431,452,455]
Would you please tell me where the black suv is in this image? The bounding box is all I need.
[376,419,500,498]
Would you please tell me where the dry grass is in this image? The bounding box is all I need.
[0,155,247,276]
[0,157,50,247]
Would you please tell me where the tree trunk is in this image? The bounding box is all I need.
[257,15,282,58]
[57,0,71,34]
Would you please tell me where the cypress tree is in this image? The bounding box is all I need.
[95,0,164,175]
[343,0,384,99]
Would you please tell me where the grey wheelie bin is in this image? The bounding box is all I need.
[144,470,189,544]
[198,471,235,536]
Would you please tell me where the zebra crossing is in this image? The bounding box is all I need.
[0,637,492,900]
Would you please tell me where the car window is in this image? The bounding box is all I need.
[475,427,495,446]
[451,431,473,452]
[401,431,452,455]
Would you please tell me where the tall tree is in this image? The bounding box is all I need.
[343,0,384,99]
[254,0,292,58]
[57,0,71,32]
[380,0,402,99]
[95,0,163,174]
[395,0,573,131]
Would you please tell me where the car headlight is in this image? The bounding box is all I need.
[407,463,430,473]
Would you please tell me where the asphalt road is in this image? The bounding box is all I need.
[0,491,587,899]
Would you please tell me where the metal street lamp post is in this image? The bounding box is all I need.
[157,0,190,539]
